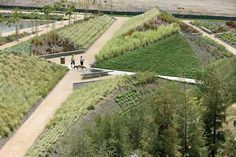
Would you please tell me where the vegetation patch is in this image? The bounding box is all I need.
[217,31,236,47]
[2,15,115,55]
[0,32,31,46]
[95,34,200,78]
[56,15,115,48]
[191,19,236,33]
[0,54,67,139]
[31,32,76,55]
[182,33,233,65]
[95,9,180,63]
[26,77,123,157]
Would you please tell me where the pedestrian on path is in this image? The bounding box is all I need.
[71,55,75,68]
[80,56,84,66]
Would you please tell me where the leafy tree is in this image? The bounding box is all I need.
[177,88,208,157]
[65,2,76,25]
[198,60,233,157]
[7,8,22,36]
[143,84,181,157]
[43,5,52,26]
[0,13,4,37]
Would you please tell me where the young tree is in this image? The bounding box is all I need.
[65,2,76,25]
[177,88,208,157]
[143,84,181,157]
[0,13,4,37]
[43,5,52,26]
[8,8,22,36]
[198,61,232,157]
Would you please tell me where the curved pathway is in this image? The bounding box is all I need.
[182,20,236,56]
[0,17,128,157]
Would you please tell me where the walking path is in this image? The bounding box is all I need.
[0,16,83,50]
[93,68,199,84]
[48,17,129,68]
[182,20,236,56]
[0,17,128,157]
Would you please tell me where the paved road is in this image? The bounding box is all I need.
[0,16,128,157]
[182,20,236,56]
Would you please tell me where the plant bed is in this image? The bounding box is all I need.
[95,34,201,78]
[182,32,233,65]
[0,32,32,46]
[0,53,68,140]
[1,15,115,56]
[96,9,180,63]
[217,31,236,48]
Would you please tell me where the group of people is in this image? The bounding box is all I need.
[71,55,84,68]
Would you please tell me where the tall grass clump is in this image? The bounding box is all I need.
[95,9,180,63]
[0,54,67,139]
[96,23,179,62]
[114,8,161,37]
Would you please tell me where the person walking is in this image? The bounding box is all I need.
[80,56,84,66]
[71,54,75,68]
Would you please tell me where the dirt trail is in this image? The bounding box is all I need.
[0,17,128,157]
[182,20,236,56]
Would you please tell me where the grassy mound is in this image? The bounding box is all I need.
[56,15,115,48]
[95,9,180,63]
[95,34,201,78]
[0,54,67,139]
[2,15,115,55]
[26,77,123,157]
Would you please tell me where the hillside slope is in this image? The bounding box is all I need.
[0,54,67,140]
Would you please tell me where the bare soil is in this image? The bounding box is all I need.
[0,0,236,16]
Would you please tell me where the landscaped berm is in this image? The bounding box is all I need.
[0,1,236,157]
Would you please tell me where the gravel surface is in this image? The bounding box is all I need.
[0,0,236,16]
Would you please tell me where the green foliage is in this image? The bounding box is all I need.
[0,33,30,46]
[95,9,180,63]
[31,32,77,55]
[0,54,67,139]
[2,15,115,55]
[56,15,115,48]
[114,8,161,37]
[96,23,179,62]
[1,41,31,54]
[96,34,201,78]
[182,33,233,65]
[191,19,227,33]
[197,57,236,156]
[217,31,236,46]
[25,77,123,157]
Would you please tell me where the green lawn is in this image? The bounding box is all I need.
[95,34,201,78]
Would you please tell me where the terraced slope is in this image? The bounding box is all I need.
[95,34,200,78]
[56,15,115,48]
[0,54,67,139]
[2,15,115,55]
[26,77,123,157]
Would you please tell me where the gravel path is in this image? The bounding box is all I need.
[0,16,128,157]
